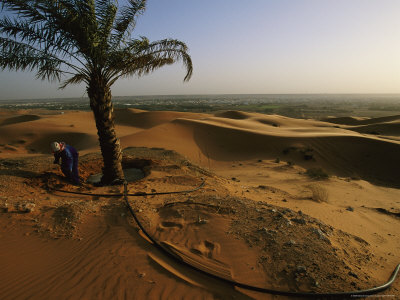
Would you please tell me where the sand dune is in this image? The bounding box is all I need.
[217,111,338,129]
[321,114,400,141]
[1,109,399,185]
[0,109,399,299]
[114,108,208,129]
[0,114,41,127]
[323,115,400,126]
[116,112,400,187]
[215,110,254,120]
[349,122,400,136]
[184,118,400,186]
[0,112,99,155]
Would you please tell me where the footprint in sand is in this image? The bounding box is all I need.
[158,221,183,230]
[190,240,220,259]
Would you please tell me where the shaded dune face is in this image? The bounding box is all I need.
[0,114,41,127]
[214,110,252,120]
[165,116,400,188]
[349,122,400,136]
[322,115,400,126]
[209,130,396,187]
[321,115,400,137]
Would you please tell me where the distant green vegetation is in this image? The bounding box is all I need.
[1,94,400,119]
[367,104,400,111]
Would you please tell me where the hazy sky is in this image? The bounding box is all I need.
[1,0,400,99]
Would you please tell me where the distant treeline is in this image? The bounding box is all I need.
[1,94,400,119]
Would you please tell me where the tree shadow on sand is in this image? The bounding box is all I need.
[0,169,39,179]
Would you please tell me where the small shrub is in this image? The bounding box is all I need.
[307,184,329,202]
[287,161,294,166]
[306,168,329,180]
[303,153,314,160]
[299,146,314,161]
[275,157,280,163]
[282,146,297,155]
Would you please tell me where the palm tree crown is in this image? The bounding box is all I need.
[0,0,193,185]
[0,0,193,88]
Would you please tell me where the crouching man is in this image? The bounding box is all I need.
[51,141,80,185]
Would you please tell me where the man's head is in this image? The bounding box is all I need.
[51,142,64,153]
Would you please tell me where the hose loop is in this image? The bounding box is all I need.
[50,179,399,297]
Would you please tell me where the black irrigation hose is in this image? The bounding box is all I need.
[48,188,123,197]
[49,179,400,297]
[47,180,205,198]
[122,182,400,298]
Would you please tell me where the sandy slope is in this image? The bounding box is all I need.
[117,111,400,187]
[0,109,399,299]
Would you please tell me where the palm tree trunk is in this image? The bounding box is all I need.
[87,77,124,185]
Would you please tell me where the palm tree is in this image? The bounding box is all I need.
[0,0,193,185]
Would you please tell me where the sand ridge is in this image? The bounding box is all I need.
[322,115,400,126]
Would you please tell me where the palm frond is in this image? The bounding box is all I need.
[107,38,193,83]
[1,0,90,59]
[59,73,88,89]
[108,54,174,86]
[112,0,146,45]
[0,37,63,80]
[15,0,97,62]
[1,0,193,90]
[0,16,77,62]
[139,39,193,81]
[0,36,87,80]
[95,0,118,52]
[1,0,48,22]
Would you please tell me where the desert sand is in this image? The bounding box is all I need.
[0,108,399,299]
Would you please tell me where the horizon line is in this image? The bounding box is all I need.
[1,92,400,102]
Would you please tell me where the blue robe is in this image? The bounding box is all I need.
[54,145,79,184]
